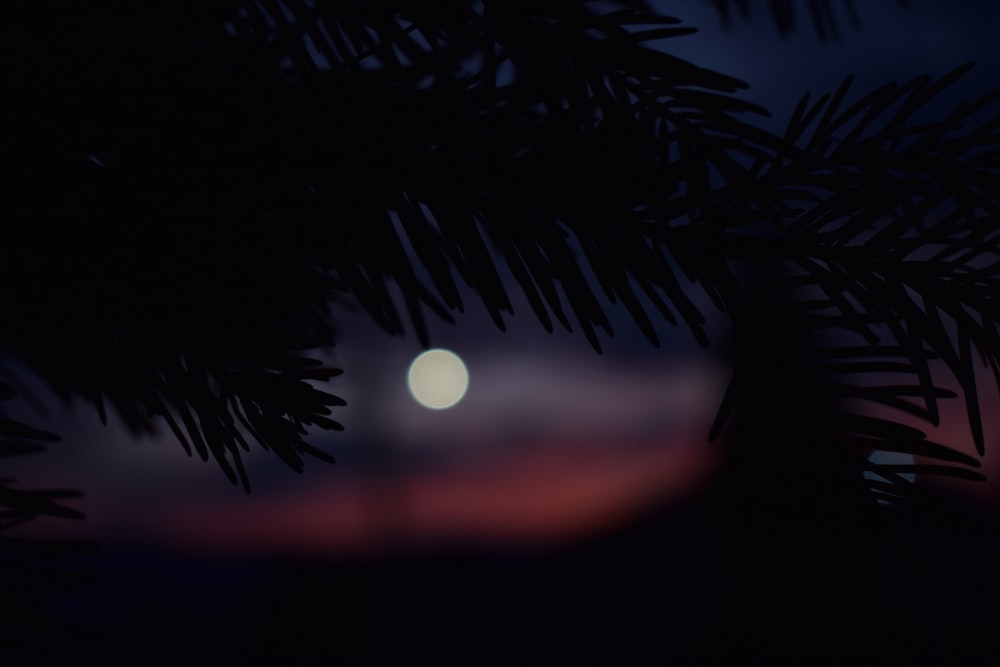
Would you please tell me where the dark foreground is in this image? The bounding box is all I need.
[5,481,999,667]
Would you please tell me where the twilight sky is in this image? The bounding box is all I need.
[7,0,1000,573]
[659,0,1000,133]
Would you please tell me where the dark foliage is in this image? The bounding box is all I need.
[708,0,911,41]
[6,0,776,488]
[3,0,997,542]
[1,383,106,650]
[7,0,1000,663]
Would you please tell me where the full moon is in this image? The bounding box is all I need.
[407,348,470,410]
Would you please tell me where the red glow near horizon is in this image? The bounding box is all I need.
[150,433,721,557]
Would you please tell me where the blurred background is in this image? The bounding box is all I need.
[5,1,1000,663]
[3,271,730,560]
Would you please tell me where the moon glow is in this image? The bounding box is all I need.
[407,349,470,410]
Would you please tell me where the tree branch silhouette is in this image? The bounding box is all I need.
[706,0,911,41]
[1,384,105,649]
[3,0,997,509]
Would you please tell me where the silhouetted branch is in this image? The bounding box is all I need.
[706,0,911,41]
[4,1,999,504]
[1,385,105,606]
